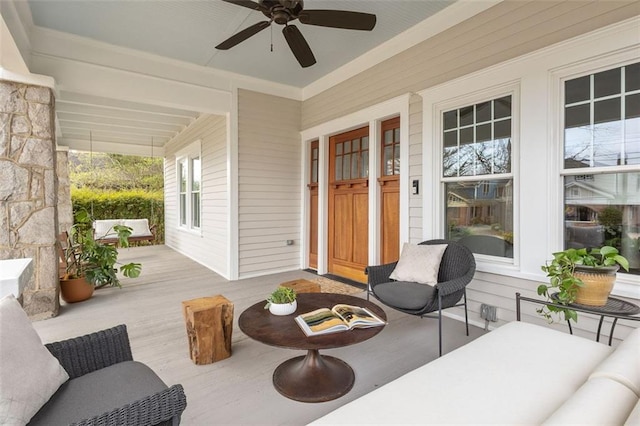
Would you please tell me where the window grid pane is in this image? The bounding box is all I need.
[381,120,401,176]
[564,61,639,169]
[442,96,512,178]
[334,136,369,182]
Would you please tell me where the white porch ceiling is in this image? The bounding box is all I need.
[10,0,471,154]
[27,0,455,87]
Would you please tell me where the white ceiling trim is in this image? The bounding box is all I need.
[28,24,302,101]
[302,0,503,100]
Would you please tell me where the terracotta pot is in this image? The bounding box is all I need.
[574,265,618,306]
[60,276,94,303]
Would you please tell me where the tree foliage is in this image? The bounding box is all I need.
[70,151,163,191]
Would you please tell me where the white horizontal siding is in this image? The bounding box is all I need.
[408,94,423,244]
[164,114,228,277]
[237,89,302,278]
[299,3,640,341]
[301,0,637,130]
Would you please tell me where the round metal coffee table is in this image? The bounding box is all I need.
[239,292,386,403]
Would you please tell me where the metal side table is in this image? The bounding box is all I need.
[516,292,640,345]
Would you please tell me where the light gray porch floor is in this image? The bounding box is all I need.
[33,245,487,425]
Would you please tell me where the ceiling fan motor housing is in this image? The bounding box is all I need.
[260,0,303,24]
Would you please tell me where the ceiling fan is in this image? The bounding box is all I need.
[216,0,377,68]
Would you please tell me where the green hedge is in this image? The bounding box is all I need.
[71,188,164,245]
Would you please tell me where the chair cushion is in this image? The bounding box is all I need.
[373,281,436,310]
[0,295,69,425]
[389,243,448,285]
[29,361,168,425]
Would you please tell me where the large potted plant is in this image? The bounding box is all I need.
[59,209,142,302]
[537,246,629,322]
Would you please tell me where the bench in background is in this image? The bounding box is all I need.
[94,219,155,244]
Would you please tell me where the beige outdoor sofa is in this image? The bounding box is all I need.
[311,320,640,425]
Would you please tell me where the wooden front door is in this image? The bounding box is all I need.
[379,117,400,264]
[308,141,319,269]
[328,127,369,283]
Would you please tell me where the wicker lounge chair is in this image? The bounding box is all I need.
[28,324,187,426]
[366,239,476,356]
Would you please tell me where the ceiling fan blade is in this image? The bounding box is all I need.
[216,21,271,50]
[299,10,376,31]
[282,25,316,68]
[220,0,267,12]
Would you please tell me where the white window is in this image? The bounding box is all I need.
[442,94,515,259]
[562,61,640,276]
[176,141,202,231]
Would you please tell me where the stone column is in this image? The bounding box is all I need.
[56,146,73,235]
[0,79,59,319]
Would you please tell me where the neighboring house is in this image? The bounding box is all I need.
[1,1,639,334]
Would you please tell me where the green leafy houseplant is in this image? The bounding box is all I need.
[264,286,297,309]
[62,209,142,288]
[537,246,629,322]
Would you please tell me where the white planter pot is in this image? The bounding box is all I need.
[269,300,297,316]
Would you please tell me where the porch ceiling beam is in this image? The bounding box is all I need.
[60,137,165,157]
[61,131,170,148]
[60,121,176,138]
[55,102,195,127]
[57,91,201,119]
[56,112,185,134]
[30,53,232,114]
[29,24,301,101]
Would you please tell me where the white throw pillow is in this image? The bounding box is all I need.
[389,243,448,285]
[0,295,69,425]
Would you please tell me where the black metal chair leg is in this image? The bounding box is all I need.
[608,318,619,346]
[438,293,443,357]
[463,289,469,336]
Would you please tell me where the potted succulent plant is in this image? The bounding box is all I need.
[59,209,142,302]
[264,286,297,315]
[537,246,629,322]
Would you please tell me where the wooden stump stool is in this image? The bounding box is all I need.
[182,295,233,365]
[280,279,321,294]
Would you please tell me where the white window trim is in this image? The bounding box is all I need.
[550,48,640,297]
[422,81,521,270]
[175,140,202,235]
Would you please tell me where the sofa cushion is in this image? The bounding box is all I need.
[29,361,168,426]
[625,400,640,425]
[373,281,436,310]
[93,219,123,239]
[589,327,640,397]
[389,243,447,285]
[124,219,152,237]
[543,377,638,425]
[0,295,69,425]
[311,321,613,425]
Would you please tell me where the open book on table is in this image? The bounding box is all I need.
[295,304,386,337]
